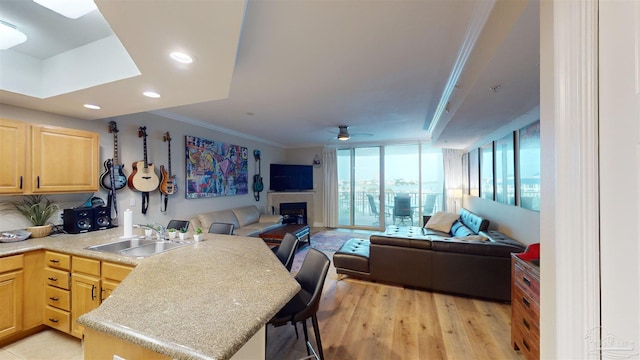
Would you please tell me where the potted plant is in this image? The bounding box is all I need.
[179,227,188,240]
[193,227,203,242]
[144,224,154,238]
[167,228,177,239]
[12,195,58,238]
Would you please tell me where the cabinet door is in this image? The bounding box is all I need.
[0,270,24,339]
[71,273,100,338]
[0,119,27,194]
[31,125,99,193]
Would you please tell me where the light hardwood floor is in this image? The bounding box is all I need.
[266,257,524,360]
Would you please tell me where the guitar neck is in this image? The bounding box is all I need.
[113,133,120,165]
[143,135,149,168]
[167,140,172,177]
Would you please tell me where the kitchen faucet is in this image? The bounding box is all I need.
[134,223,166,241]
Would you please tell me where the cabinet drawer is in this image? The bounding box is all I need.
[45,251,70,271]
[44,306,70,333]
[0,254,24,273]
[512,323,540,360]
[513,284,540,321]
[44,267,70,290]
[73,256,100,276]
[514,261,540,301]
[102,262,134,282]
[45,286,70,311]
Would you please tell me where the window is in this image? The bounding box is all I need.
[495,132,515,205]
[480,143,494,200]
[337,143,443,229]
[519,120,540,211]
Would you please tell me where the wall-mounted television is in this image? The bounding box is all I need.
[270,164,313,191]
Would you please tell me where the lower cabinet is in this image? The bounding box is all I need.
[0,255,24,340]
[43,252,134,339]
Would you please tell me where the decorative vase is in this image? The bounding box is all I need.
[179,232,186,240]
[168,231,176,240]
[144,229,153,237]
[193,234,202,242]
[27,224,52,238]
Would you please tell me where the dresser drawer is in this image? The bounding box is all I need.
[45,251,71,271]
[512,322,540,360]
[44,306,70,333]
[45,285,71,311]
[44,267,70,290]
[102,262,134,282]
[513,261,540,302]
[513,283,540,321]
[72,256,100,276]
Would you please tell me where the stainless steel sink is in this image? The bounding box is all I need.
[85,238,190,257]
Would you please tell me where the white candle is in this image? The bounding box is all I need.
[123,209,133,238]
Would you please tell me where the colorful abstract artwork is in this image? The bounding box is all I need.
[185,135,249,198]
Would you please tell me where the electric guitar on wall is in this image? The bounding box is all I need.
[253,149,263,201]
[160,132,177,196]
[127,126,160,193]
[99,121,127,191]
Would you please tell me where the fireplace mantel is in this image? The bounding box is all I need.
[267,192,314,226]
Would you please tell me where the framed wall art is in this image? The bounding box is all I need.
[185,135,249,199]
[480,142,494,200]
[518,120,541,211]
[495,132,515,205]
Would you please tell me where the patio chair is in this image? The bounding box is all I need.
[393,195,413,225]
[366,194,380,224]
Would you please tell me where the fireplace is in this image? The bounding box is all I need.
[280,202,307,225]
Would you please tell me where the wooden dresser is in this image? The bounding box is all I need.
[511,244,540,360]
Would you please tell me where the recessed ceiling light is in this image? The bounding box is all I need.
[0,20,27,50]
[170,52,193,64]
[143,91,160,98]
[33,0,97,19]
[83,104,101,110]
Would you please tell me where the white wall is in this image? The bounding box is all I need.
[463,195,539,245]
[0,104,286,231]
[599,0,640,356]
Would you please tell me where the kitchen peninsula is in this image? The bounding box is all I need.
[0,228,300,360]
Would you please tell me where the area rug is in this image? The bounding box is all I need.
[290,229,373,272]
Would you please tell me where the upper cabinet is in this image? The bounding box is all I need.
[0,119,99,195]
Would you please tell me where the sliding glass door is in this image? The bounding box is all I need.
[338,143,443,229]
[337,147,381,227]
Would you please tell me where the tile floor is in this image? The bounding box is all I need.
[0,330,82,360]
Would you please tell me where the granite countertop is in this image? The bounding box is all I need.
[0,228,301,360]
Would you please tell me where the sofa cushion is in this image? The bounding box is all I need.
[430,238,520,257]
[425,212,460,233]
[232,206,261,228]
[451,221,474,237]
[459,208,489,234]
[198,210,240,233]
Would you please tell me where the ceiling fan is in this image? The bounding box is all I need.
[329,125,373,141]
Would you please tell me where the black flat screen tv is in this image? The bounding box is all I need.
[270,164,313,191]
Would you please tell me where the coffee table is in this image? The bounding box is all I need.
[259,224,311,247]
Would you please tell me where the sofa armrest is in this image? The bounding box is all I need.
[259,214,283,224]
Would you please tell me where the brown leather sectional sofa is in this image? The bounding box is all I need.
[334,208,526,301]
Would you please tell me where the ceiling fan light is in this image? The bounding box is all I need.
[337,126,350,141]
[0,21,27,50]
[33,0,97,19]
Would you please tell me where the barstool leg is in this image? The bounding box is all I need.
[301,319,310,356]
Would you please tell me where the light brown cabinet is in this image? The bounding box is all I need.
[0,118,99,195]
[42,252,134,339]
[0,255,24,340]
[511,253,540,360]
[44,251,72,333]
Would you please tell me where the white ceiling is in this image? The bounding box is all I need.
[0,0,539,150]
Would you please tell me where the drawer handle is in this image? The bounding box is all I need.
[522,338,530,352]
[101,288,106,301]
[48,277,58,282]
[49,296,59,301]
[49,259,60,263]
[523,318,530,330]
[19,176,22,189]
[91,284,96,301]
[522,276,531,287]
[48,318,59,323]
[522,297,530,308]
